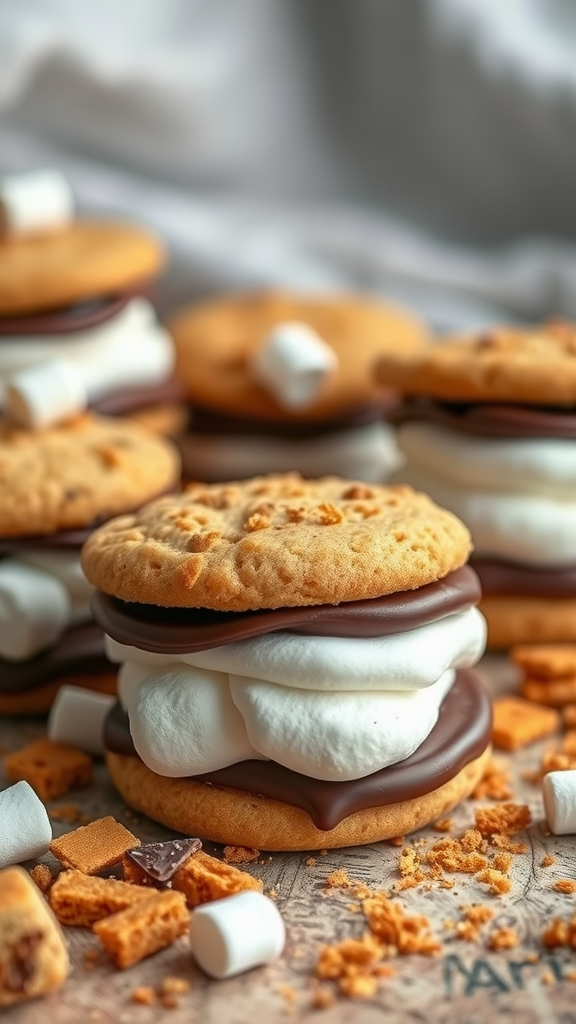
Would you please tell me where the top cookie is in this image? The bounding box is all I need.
[81,473,472,610]
[168,291,428,424]
[0,221,165,316]
[0,414,180,537]
[375,320,576,405]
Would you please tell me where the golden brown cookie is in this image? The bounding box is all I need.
[0,221,165,316]
[81,474,472,610]
[0,671,117,717]
[169,290,428,424]
[481,595,576,649]
[105,746,491,852]
[375,320,576,405]
[0,414,180,537]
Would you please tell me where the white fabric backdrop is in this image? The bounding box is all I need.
[2,0,576,330]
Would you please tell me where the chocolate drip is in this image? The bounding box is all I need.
[391,399,576,439]
[0,622,111,694]
[0,285,153,336]
[92,566,481,652]
[472,557,576,597]
[104,668,491,830]
[187,398,395,438]
[91,376,185,417]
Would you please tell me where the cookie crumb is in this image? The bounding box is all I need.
[475,803,531,836]
[541,854,555,867]
[223,845,259,864]
[476,868,512,896]
[131,987,157,1005]
[28,864,54,893]
[488,926,519,951]
[472,758,513,801]
[554,880,576,894]
[310,988,335,1010]
[159,977,190,995]
[433,819,453,833]
[306,857,317,867]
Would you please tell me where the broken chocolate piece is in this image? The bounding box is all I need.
[126,838,202,883]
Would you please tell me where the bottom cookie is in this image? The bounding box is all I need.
[0,672,117,716]
[481,595,576,649]
[127,401,189,437]
[105,746,492,852]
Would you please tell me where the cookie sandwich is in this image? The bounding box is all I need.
[0,414,180,714]
[376,321,576,647]
[83,474,490,851]
[168,290,429,482]
[0,169,183,435]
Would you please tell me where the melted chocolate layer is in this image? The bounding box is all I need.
[91,376,185,417]
[472,557,576,598]
[187,398,394,438]
[0,622,111,694]
[92,566,480,652]
[392,399,576,439]
[0,286,152,336]
[104,668,491,830]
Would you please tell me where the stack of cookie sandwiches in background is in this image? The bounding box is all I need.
[0,169,185,437]
[168,290,429,483]
[376,321,576,648]
[0,415,180,715]
[83,474,490,851]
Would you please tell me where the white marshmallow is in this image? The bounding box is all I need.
[0,298,175,425]
[129,665,267,777]
[19,549,94,624]
[230,669,455,780]
[0,560,70,661]
[396,464,576,567]
[251,321,338,410]
[182,420,402,483]
[0,782,52,868]
[106,606,486,692]
[190,892,285,979]
[399,421,576,499]
[543,771,576,835]
[0,169,74,236]
[7,358,88,428]
[48,685,116,756]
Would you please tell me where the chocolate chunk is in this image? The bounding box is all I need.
[126,838,202,883]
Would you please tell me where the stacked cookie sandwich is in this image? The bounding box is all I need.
[0,415,180,714]
[0,170,183,435]
[168,291,429,482]
[83,474,489,850]
[376,321,576,647]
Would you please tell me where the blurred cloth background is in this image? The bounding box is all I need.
[2,0,576,330]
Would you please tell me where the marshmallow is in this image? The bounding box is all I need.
[251,321,338,410]
[106,606,486,692]
[0,782,52,868]
[181,420,401,483]
[0,560,70,661]
[190,892,285,979]
[396,464,576,567]
[0,298,175,426]
[19,550,94,624]
[129,665,267,776]
[48,686,116,756]
[543,771,576,835]
[7,358,88,428]
[0,169,74,236]
[399,421,576,499]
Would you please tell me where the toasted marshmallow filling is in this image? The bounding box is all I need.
[0,551,93,661]
[180,420,401,483]
[107,606,485,782]
[396,422,576,567]
[0,297,174,408]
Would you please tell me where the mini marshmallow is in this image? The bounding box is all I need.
[0,169,74,236]
[0,782,52,868]
[189,891,285,979]
[48,686,116,756]
[251,321,338,410]
[543,770,576,835]
[7,358,88,428]
[0,560,70,661]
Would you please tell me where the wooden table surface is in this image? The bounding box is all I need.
[2,656,576,1024]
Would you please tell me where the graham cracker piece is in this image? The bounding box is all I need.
[171,849,263,907]
[492,697,560,751]
[223,845,260,864]
[50,816,139,874]
[521,678,576,707]
[28,865,54,893]
[49,870,153,927]
[475,803,531,836]
[0,866,69,1008]
[93,890,189,969]
[3,739,92,801]
[511,644,576,680]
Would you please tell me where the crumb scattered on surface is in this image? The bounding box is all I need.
[433,819,453,833]
[541,854,555,868]
[131,987,157,1005]
[223,845,259,864]
[488,926,520,951]
[475,803,531,836]
[554,880,576,894]
[310,988,336,1010]
[472,758,513,801]
[306,857,316,867]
